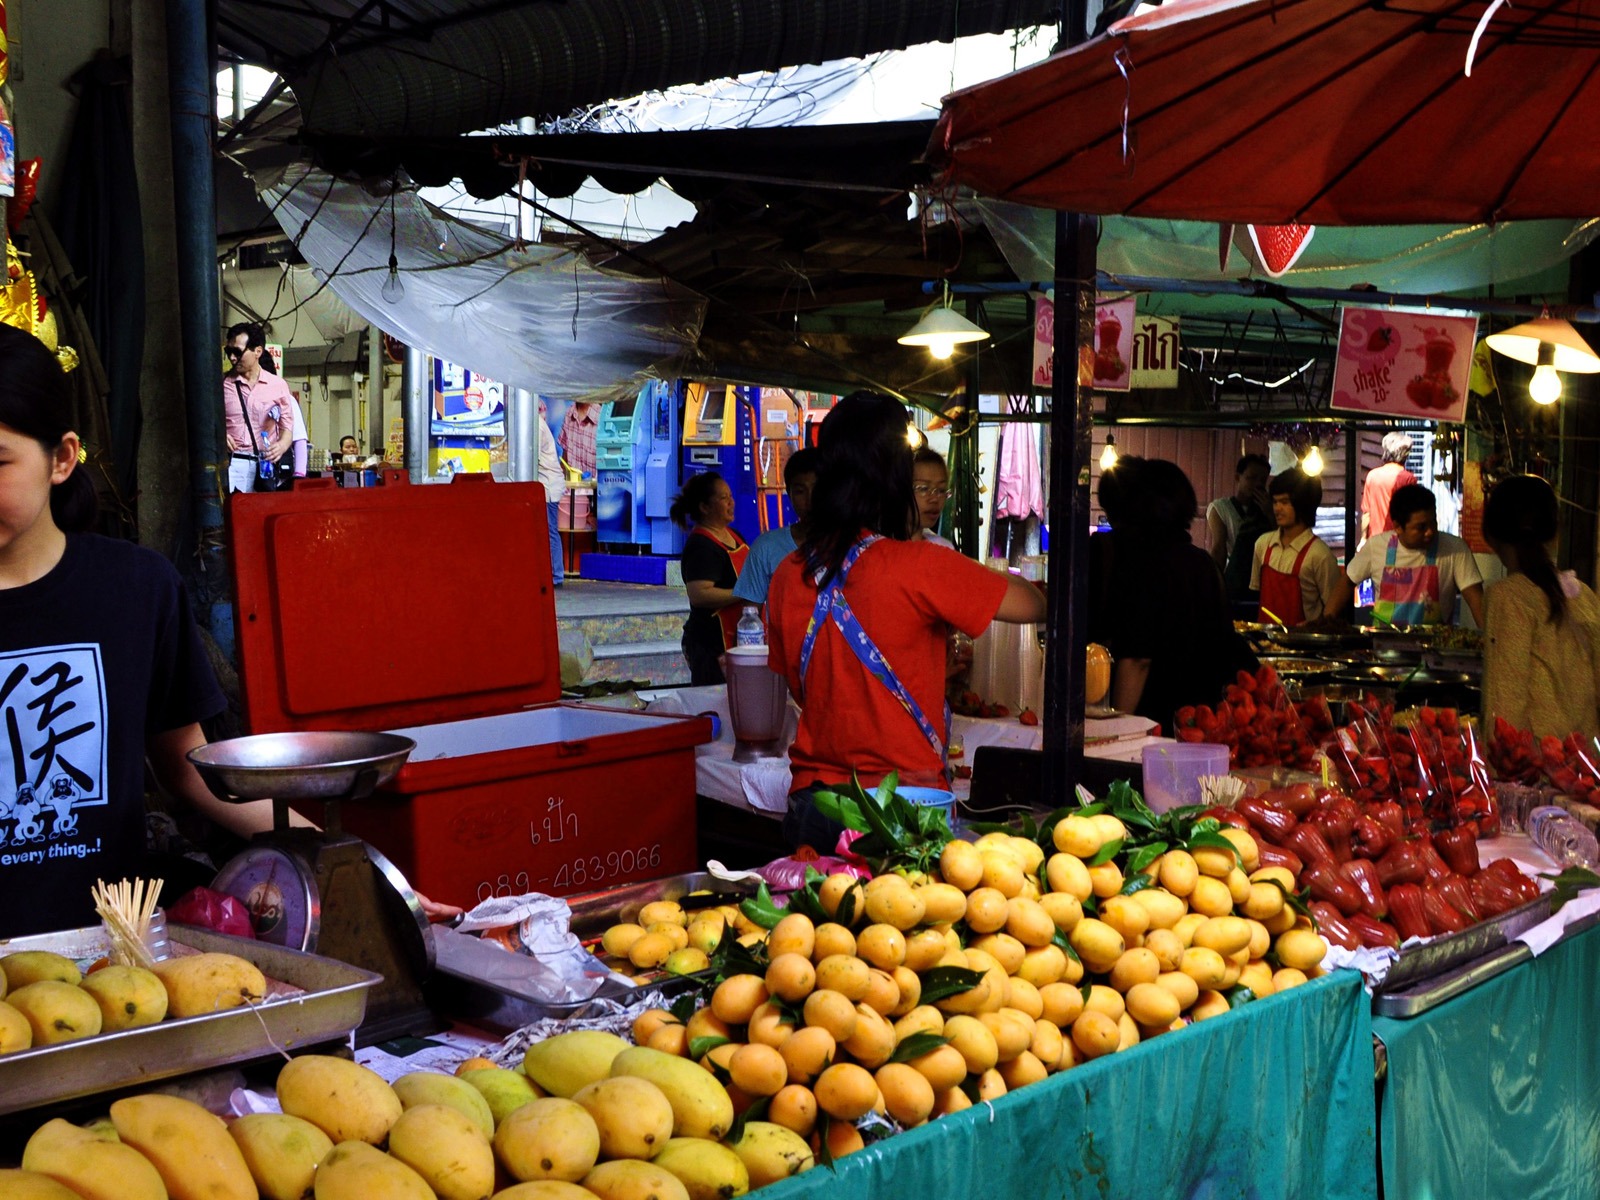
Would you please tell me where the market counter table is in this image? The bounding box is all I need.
[1374,915,1600,1199]
[763,970,1377,1200]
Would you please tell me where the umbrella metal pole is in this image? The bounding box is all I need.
[1042,209,1098,806]
[1344,419,1359,565]
[403,347,429,480]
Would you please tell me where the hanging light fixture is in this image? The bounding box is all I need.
[1485,315,1600,405]
[899,281,990,360]
[1301,443,1325,477]
[381,189,406,304]
[1099,433,1119,470]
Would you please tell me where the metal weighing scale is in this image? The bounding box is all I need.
[188,730,441,1044]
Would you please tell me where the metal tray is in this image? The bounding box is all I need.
[1372,891,1564,999]
[0,925,379,1116]
[427,872,755,1033]
[1374,903,1600,1017]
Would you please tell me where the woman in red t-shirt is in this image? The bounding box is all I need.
[767,393,1045,850]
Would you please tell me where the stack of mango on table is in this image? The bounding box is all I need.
[597,818,1328,1158]
[0,948,266,1054]
[2,1034,801,1200]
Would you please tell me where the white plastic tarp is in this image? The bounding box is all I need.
[256,163,706,400]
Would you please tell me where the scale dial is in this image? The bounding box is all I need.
[212,845,321,952]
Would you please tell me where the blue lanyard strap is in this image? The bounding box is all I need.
[797,537,946,760]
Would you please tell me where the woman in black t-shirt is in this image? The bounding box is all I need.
[671,472,748,685]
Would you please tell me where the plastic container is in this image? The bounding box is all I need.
[1141,742,1231,814]
[736,606,764,647]
[1528,805,1600,868]
[877,784,956,823]
[724,645,790,760]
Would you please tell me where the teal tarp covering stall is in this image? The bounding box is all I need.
[763,971,1376,1200]
[1375,921,1600,1199]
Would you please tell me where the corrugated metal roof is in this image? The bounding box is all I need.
[216,0,1061,137]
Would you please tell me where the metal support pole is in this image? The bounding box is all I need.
[1042,211,1099,806]
[507,388,537,483]
[403,347,429,480]
[366,323,383,454]
[950,297,983,558]
[166,0,228,646]
[1344,419,1359,563]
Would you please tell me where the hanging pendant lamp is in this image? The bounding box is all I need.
[899,282,990,359]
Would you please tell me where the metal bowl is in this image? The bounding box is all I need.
[187,731,416,803]
[1261,655,1340,677]
[1268,628,1372,652]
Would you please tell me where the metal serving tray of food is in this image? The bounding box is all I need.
[1371,891,1563,999]
[427,872,756,1033]
[0,924,379,1116]
[1373,904,1600,1017]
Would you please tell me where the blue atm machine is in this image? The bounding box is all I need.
[681,383,761,540]
[643,380,685,555]
[595,393,649,545]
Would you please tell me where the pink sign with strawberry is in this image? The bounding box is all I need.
[1330,307,1478,424]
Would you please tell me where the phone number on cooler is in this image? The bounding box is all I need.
[476,844,663,901]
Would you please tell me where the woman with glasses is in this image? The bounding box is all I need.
[767,394,1045,851]
[913,448,955,549]
[670,471,749,686]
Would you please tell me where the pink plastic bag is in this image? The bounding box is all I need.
[166,886,256,939]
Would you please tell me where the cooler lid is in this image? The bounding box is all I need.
[230,473,560,733]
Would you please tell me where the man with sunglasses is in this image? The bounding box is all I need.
[222,322,301,492]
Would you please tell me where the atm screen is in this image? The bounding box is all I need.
[699,389,727,423]
[611,398,638,420]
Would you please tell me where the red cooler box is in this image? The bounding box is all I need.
[229,473,712,908]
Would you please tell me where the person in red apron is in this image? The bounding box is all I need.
[767,393,1045,851]
[671,472,749,685]
[1251,468,1343,625]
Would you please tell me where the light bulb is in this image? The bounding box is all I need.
[1529,362,1563,405]
[1302,445,1325,476]
[1099,438,1119,470]
[906,423,926,449]
[381,253,405,303]
[926,336,957,360]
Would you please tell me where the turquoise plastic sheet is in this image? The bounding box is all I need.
[763,971,1376,1200]
[1375,920,1600,1199]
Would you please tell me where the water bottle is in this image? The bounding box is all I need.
[1528,805,1600,869]
[736,606,764,647]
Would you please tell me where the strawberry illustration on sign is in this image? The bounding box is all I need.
[1229,223,1316,279]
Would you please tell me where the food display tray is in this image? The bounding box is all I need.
[1373,902,1600,1018]
[1371,891,1564,1002]
[427,872,754,1033]
[0,924,379,1116]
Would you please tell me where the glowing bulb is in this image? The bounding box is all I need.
[906,423,926,449]
[1529,362,1563,405]
[381,253,405,303]
[1302,445,1325,477]
[926,336,957,360]
[1099,437,1119,470]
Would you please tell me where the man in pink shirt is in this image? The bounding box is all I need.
[1360,431,1417,542]
[222,322,301,492]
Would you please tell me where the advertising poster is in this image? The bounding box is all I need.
[431,358,505,437]
[1033,292,1139,392]
[1091,296,1137,392]
[1130,315,1181,389]
[1331,307,1478,424]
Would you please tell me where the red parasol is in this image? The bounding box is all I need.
[932,0,1600,226]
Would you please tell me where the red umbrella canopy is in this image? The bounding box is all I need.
[932,0,1600,225]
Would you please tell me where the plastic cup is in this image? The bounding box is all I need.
[1141,743,1231,814]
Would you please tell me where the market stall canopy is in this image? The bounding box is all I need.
[215,0,1060,139]
[933,0,1600,225]
[256,163,706,400]
[302,120,938,202]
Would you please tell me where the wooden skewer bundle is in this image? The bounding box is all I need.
[91,876,164,970]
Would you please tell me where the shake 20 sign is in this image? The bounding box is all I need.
[1331,307,1478,424]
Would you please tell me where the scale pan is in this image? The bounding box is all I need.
[188,731,415,803]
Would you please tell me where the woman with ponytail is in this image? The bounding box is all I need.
[0,323,286,935]
[1482,474,1600,738]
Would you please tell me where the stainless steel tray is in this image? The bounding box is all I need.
[1372,891,1564,998]
[427,872,753,1033]
[0,924,379,1116]
[1374,904,1600,1017]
